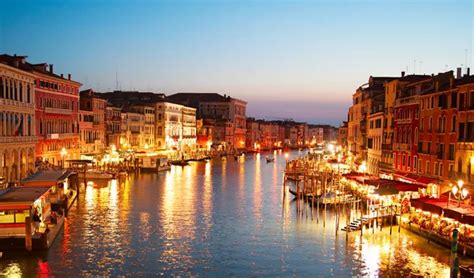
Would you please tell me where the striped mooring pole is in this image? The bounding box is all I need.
[450,228,459,278]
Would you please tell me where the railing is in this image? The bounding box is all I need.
[46,133,77,139]
[0,136,37,143]
[45,107,73,115]
[0,98,35,109]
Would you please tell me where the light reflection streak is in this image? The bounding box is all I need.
[254,151,262,226]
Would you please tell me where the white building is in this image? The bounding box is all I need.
[0,58,37,182]
[155,101,197,152]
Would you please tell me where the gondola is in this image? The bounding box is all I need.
[170,160,189,166]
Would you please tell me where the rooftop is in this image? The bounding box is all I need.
[22,170,75,184]
[0,54,81,85]
[0,186,51,204]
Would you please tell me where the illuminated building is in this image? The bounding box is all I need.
[0,55,37,182]
[105,105,121,148]
[0,54,81,166]
[167,93,247,150]
[348,76,396,162]
[155,101,196,152]
[418,71,457,180]
[79,89,106,155]
[453,71,474,184]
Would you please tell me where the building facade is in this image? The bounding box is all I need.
[79,89,106,156]
[105,105,122,149]
[453,75,474,184]
[0,56,37,182]
[167,93,247,150]
[155,101,197,152]
[418,72,457,181]
[33,66,81,165]
[367,111,384,175]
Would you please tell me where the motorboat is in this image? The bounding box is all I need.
[79,170,113,180]
[266,156,275,163]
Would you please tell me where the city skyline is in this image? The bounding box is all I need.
[1,0,473,125]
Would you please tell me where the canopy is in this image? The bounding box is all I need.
[411,197,474,225]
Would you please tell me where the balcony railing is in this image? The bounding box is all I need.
[45,107,73,115]
[0,136,37,144]
[46,133,77,139]
[0,99,35,109]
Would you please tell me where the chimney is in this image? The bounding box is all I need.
[467,67,471,76]
[60,74,63,78]
[457,67,462,79]
[401,71,405,77]
[49,64,54,73]
[67,74,71,80]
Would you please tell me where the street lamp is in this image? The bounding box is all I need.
[450,180,468,207]
[60,147,67,169]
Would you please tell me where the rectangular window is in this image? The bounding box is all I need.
[449,144,455,160]
[451,93,457,108]
[426,161,430,174]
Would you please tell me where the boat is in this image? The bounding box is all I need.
[266,156,275,163]
[79,170,113,180]
[170,160,189,166]
[139,155,171,172]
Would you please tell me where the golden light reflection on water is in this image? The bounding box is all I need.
[1,151,467,276]
[160,165,198,271]
[352,227,452,277]
[254,153,262,226]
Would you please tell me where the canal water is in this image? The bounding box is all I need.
[0,151,470,276]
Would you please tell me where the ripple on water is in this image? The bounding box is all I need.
[0,152,471,276]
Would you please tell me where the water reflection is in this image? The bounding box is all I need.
[0,151,471,276]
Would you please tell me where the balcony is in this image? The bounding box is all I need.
[0,135,37,144]
[46,133,77,139]
[0,98,35,109]
[45,107,73,115]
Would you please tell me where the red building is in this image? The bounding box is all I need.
[418,71,457,181]
[32,65,81,164]
[0,55,81,166]
[393,77,431,174]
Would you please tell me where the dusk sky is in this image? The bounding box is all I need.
[1,0,472,125]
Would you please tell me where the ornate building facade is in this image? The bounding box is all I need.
[0,56,37,182]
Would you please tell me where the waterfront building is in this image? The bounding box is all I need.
[307,125,324,145]
[131,104,156,149]
[246,118,261,151]
[418,71,457,182]
[347,76,396,163]
[154,101,196,152]
[367,110,384,175]
[453,72,474,184]
[337,122,348,152]
[196,119,213,150]
[79,89,106,156]
[0,55,37,182]
[167,93,247,150]
[120,111,144,149]
[393,76,431,175]
[380,74,431,175]
[0,54,81,166]
[105,105,122,149]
